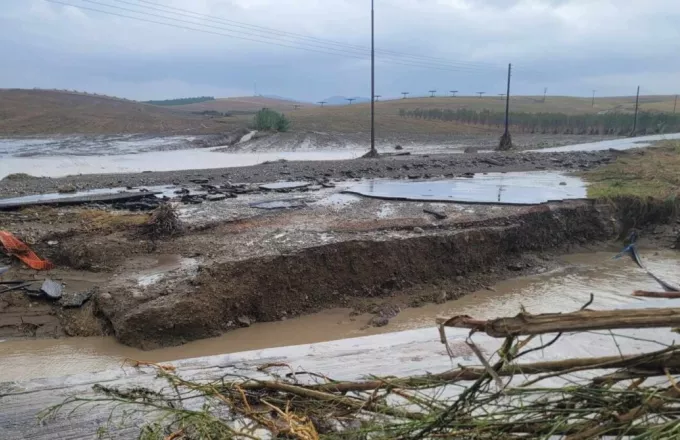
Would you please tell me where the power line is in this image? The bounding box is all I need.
[57,0,502,74]
[121,0,506,71]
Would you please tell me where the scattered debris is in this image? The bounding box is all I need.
[395,145,403,150]
[423,209,447,220]
[0,282,33,294]
[41,279,63,299]
[250,199,307,210]
[205,194,227,202]
[189,178,209,184]
[481,158,503,166]
[0,231,54,270]
[369,316,389,327]
[0,192,160,211]
[237,316,252,327]
[142,203,184,239]
[259,181,312,191]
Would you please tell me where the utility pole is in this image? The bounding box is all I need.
[476,92,485,98]
[450,90,458,97]
[543,87,548,103]
[592,90,596,107]
[428,90,437,98]
[499,63,513,150]
[632,85,640,136]
[374,95,381,102]
[369,0,376,156]
[317,101,327,107]
[674,95,678,114]
[346,98,356,105]
[401,92,409,99]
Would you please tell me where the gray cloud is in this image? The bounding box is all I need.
[1,0,679,101]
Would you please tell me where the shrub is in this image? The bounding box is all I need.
[252,108,290,132]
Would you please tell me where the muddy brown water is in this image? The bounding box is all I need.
[1,250,678,382]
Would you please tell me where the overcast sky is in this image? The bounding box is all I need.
[1,0,679,101]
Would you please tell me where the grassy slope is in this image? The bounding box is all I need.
[0,89,244,135]
[583,141,680,199]
[1,89,677,135]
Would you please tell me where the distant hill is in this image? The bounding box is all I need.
[144,96,215,106]
[0,89,243,135]
[171,96,314,114]
[322,96,371,106]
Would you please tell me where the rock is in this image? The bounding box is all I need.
[395,145,403,150]
[57,184,77,194]
[47,240,59,246]
[189,178,209,184]
[507,261,527,271]
[41,279,63,299]
[413,227,425,234]
[435,291,448,304]
[559,181,567,186]
[237,316,251,327]
[369,316,389,327]
[408,174,421,179]
[60,289,95,308]
[373,304,400,319]
[481,158,503,166]
[206,194,227,202]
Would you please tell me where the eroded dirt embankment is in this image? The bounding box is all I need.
[94,201,618,349]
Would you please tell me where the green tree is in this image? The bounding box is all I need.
[253,108,291,132]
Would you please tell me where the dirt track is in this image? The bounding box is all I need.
[0,149,615,197]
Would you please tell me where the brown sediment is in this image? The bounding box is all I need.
[94,200,617,349]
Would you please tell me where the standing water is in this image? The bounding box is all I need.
[1,250,678,382]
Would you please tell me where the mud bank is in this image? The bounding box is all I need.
[95,200,616,349]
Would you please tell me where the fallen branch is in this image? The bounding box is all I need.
[633,290,680,299]
[440,307,680,337]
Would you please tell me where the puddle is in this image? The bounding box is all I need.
[344,171,587,205]
[0,148,364,179]
[529,132,680,153]
[2,250,678,382]
[259,181,312,191]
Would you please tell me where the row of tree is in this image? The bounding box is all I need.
[144,96,215,106]
[399,108,680,135]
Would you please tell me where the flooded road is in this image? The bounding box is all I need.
[1,250,678,383]
[344,171,587,205]
[530,132,680,153]
[0,148,365,179]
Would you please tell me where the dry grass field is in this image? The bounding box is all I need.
[1,89,676,136]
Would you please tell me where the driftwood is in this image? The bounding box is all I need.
[633,290,680,299]
[440,307,680,337]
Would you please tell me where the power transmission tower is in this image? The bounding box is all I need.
[632,85,640,136]
[674,95,678,114]
[369,0,376,156]
[592,90,596,107]
[476,92,486,98]
[543,87,548,103]
[346,98,356,105]
[499,63,513,151]
[401,92,409,99]
[374,95,381,101]
[317,101,327,107]
[429,90,437,97]
[450,90,458,97]
[498,94,506,100]
[293,104,301,110]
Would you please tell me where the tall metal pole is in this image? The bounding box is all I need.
[499,63,512,150]
[632,85,640,136]
[370,0,376,155]
[504,63,511,136]
[674,95,678,114]
[592,90,596,107]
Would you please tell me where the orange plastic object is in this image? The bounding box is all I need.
[0,231,54,271]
